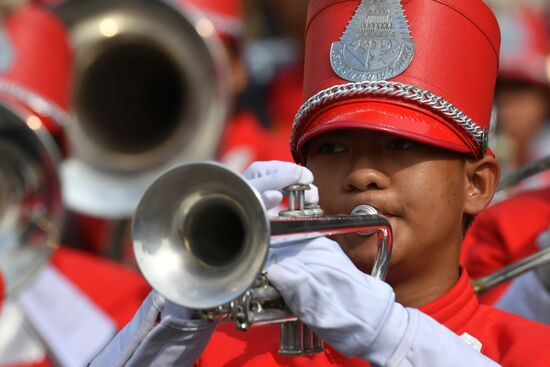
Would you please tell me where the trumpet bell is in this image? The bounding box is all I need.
[0,97,63,297]
[56,0,229,173]
[133,162,270,309]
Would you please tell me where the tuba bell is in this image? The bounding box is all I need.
[133,162,393,355]
[55,0,230,219]
[0,80,65,297]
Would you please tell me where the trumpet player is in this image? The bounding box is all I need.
[93,0,550,366]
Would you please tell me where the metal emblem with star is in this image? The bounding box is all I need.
[330,0,415,82]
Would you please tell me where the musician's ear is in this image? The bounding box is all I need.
[463,155,500,215]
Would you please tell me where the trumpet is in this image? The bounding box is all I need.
[133,162,393,355]
[54,0,230,219]
[0,86,64,297]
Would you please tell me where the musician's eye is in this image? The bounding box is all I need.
[387,138,416,151]
[316,142,347,154]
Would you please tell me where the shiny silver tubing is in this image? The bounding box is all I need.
[133,162,393,355]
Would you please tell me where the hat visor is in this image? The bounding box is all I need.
[295,98,479,162]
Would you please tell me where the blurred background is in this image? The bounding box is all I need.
[0,0,548,365]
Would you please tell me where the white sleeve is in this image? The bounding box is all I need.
[367,306,502,367]
[495,271,550,324]
[90,292,214,367]
[266,238,501,366]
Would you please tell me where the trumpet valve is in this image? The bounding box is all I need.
[279,184,324,218]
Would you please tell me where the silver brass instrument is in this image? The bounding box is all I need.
[55,0,230,219]
[133,162,393,355]
[0,88,64,297]
[473,246,550,295]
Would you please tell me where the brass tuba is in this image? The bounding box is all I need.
[133,162,393,355]
[55,0,230,219]
[0,81,65,297]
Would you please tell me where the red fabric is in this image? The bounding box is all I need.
[292,0,500,162]
[3,5,71,109]
[180,0,242,20]
[268,60,304,138]
[68,215,124,259]
[7,248,151,366]
[196,270,550,366]
[2,4,72,150]
[219,111,293,171]
[5,362,51,367]
[178,0,242,39]
[461,187,550,305]
[50,248,151,329]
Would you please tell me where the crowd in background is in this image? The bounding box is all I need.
[0,0,550,365]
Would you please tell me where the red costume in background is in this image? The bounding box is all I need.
[0,5,150,366]
[181,0,294,173]
[2,4,71,150]
[7,249,150,367]
[51,248,150,329]
[268,60,304,139]
[462,187,550,305]
[219,111,293,172]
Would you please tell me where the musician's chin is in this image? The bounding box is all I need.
[331,233,378,268]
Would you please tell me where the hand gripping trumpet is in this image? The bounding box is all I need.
[133,162,393,355]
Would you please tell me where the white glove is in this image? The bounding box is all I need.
[266,237,501,366]
[90,292,214,367]
[242,161,319,210]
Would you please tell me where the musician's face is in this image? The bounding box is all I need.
[306,129,498,303]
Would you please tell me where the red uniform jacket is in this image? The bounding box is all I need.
[462,187,550,305]
[219,111,293,172]
[5,248,150,367]
[196,270,550,366]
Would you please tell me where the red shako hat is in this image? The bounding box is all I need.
[291,0,501,163]
[179,0,243,39]
[497,8,550,88]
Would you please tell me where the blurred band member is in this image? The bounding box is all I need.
[0,5,150,366]
[181,0,293,173]
[461,7,550,320]
[491,8,550,191]
[462,185,550,323]
[266,0,308,139]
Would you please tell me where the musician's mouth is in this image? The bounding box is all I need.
[349,204,394,237]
